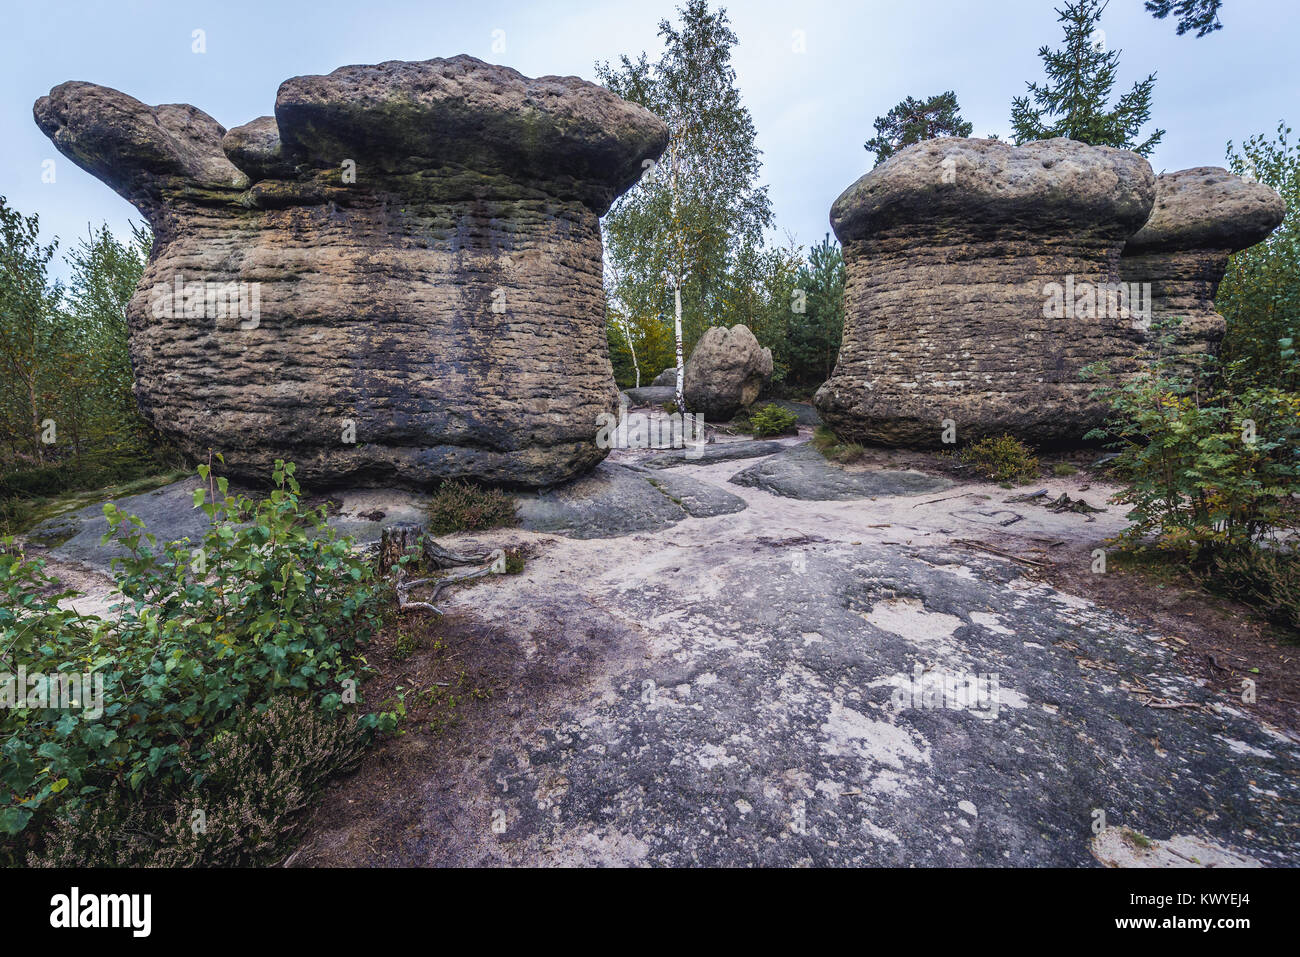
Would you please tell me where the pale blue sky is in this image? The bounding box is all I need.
[5,0,1298,277]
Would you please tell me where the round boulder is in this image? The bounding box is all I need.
[683,325,773,420]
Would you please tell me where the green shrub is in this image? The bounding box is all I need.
[0,460,389,839]
[811,425,865,463]
[748,403,798,437]
[959,434,1040,483]
[1218,122,1300,393]
[1085,372,1300,554]
[1052,462,1079,476]
[1199,546,1300,634]
[425,480,518,535]
[28,695,368,867]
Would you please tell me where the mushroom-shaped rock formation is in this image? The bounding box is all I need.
[814,137,1156,448]
[683,324,773,420]
[1121,167,1285,364]
[34,56,668,487]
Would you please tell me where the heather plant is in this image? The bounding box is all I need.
[29,695,368,867]
[959,434,1040,484]
[425,479,518,535]
[0,460,390,840]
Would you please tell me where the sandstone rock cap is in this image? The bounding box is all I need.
[831,137,1155,242]
[221,115,297,182]
[1124,166,1286,254]
[33,81,247,210]
[273,55,669,214]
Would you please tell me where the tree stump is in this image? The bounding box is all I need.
[377,522,425,575]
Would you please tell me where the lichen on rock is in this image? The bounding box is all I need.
[815,137,1158,448]
[34,56,668,487]
[1120,166,1286,365]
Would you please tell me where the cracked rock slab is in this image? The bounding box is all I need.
[513,461,746,539]
[728,443,953,500]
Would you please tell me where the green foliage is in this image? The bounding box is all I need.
[28,696,367,866]
[959,434,1040,483]
[1052,462,1080,476]
[0,198,169,531]
[1146,0,1223,37]
[1199,545,1300,633]
[865,91,973,166]
[786,235,846,390]
[1217,122,1300,393]
[597,0,774,363]
[608,308,677,390]
[0,461,388,838]
[425,480,518,536]
[1085,370,1300,554]
[748,404,798,437]
[1010,0,1164,155]
[0,196,67,466]
[812,426,865,464]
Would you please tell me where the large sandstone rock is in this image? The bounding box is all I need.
[1121,167,1285,364]
[683,324,773,420]
[34,56,667,487]
[815,137,1155,448]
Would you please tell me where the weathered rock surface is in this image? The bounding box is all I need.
[650,366,678,387]
[729,443,952,500]
[27,477,434,573]
[1121,167,1285,362]
[513,461,745,539]
[815,137,1156,448]
[638,438,790,470]
[292,497,1300,866]
[684,324,773,420]
[621,386,676,407]
[34,57,668,487]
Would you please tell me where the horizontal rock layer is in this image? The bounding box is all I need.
[1121,167,1286,364]
[34,57,669,487]
[817,138,1157,448]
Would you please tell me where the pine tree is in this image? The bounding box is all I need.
[865,92,973,167]
[1010,0,1165,156]
[1146,0,1223,37]
[597,0,773,410]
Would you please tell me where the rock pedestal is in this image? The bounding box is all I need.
[1121,167,1285,365]
[34,56,667,487]
[814,137,1156,448]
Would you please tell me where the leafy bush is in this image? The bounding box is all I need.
[1199,546,1300,634]
[1085,372,1300,554]
[1218,122,1300,393]
[29,695,367,867]
[959,434,1040,483]
[0,460,389,839]
[748,403,798,437]
[425,480,517,535]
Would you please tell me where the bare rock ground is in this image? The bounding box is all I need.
[26,435,1300,866]
[297,439,1297,867]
